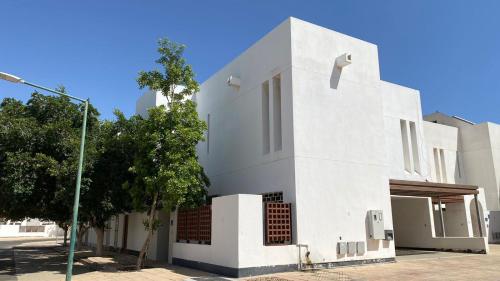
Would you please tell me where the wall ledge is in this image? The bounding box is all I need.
[173,257,396,277]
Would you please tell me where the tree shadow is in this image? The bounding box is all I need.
[9,243,221,279]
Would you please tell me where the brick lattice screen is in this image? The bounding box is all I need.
[198,205,212,242]
[177,205,211,244]
[265,202,292,245]
[176,210,188,241]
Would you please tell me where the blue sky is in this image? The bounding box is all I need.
[1,1,499,123]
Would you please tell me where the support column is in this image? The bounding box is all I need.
[474,194,483,237]
[438,196,446,237]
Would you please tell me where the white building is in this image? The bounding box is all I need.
[0,218,63,238]
[93,17,495,277]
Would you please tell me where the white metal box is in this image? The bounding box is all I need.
[367,210,385,239]
[356,241,365,255]
[347,242,356,255]
[337,242,347,255]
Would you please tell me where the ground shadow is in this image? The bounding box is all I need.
[1,240,220,280]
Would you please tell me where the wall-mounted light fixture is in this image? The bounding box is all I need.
[335,53,352,68]
[227,75,241,88]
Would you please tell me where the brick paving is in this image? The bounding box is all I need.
[1,237,500,281]
[255,246,500,281]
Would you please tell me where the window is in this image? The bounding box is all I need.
[409,121,421,173]
[439,149,447,183]
[456,151,462,178]
[206,114,210,154]
[400,120,411,172]
[400,119,421,174]
[273,75,282,151]
[433,148,442,182]
[262,191,283,203]
[262,81,270,154]
[433,148,448,183]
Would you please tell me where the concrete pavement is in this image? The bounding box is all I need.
[2,237,500,281]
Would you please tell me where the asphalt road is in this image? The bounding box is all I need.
[0,237,62,281]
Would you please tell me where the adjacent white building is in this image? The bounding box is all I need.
[0,218,63,238]
[91,17,496,277]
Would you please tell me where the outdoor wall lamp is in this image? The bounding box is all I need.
[227,75,241,88]
[335,53,352,68]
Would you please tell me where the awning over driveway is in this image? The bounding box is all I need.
[389,179,478,198]
[389,179,484,237]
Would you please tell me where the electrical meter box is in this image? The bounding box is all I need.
[367,210,385,239]
[347,242,356,255]
[337,242,347,255]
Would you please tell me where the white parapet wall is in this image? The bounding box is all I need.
[172,194,297,277]
[0,222,63,238]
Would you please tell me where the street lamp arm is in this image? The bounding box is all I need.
[22,81,87,103]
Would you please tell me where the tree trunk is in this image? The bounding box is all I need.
[63,226,69,247]
[77,225,87,251]
[95,227,105,256]
[136,192,159,270]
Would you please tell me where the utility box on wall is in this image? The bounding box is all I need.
[367,210,385,239]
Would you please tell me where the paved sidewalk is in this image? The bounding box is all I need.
[256,245,500,281]
[0,237,221,281]
[2,237,500,281]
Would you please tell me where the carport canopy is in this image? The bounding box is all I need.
[389,179,483,237]
[389,179,478,199]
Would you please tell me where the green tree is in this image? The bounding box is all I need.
[130,38,209,269]
[0,91,100,246]
[78,111,136,255]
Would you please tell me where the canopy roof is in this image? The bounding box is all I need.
[389,179,478,200]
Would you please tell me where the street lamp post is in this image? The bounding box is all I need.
[0,72,88,281]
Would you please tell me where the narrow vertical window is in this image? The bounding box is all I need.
[273,75,282,151]
[206,113,210,154]
[440,149,447,183]
[456,151,462,178]
[262,81,270,154]
[400,120,411,172]
[409,121,421,173]
[433,148,442,182]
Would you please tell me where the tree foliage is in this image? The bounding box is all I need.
[130,38,209,269]
[0,92,99,224]
[0,90,134,253]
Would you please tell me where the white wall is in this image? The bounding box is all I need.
[172,194,297,269]
[87,211,170,261]
[382,81,429,182]
[194,18,295,203]
[460,123,500,211]
[391,196,488,252]
[442,202,469,237]
[423,121,463,184]
[0,219,63,238]
[135,90,169,118]
[289,18,394,262]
